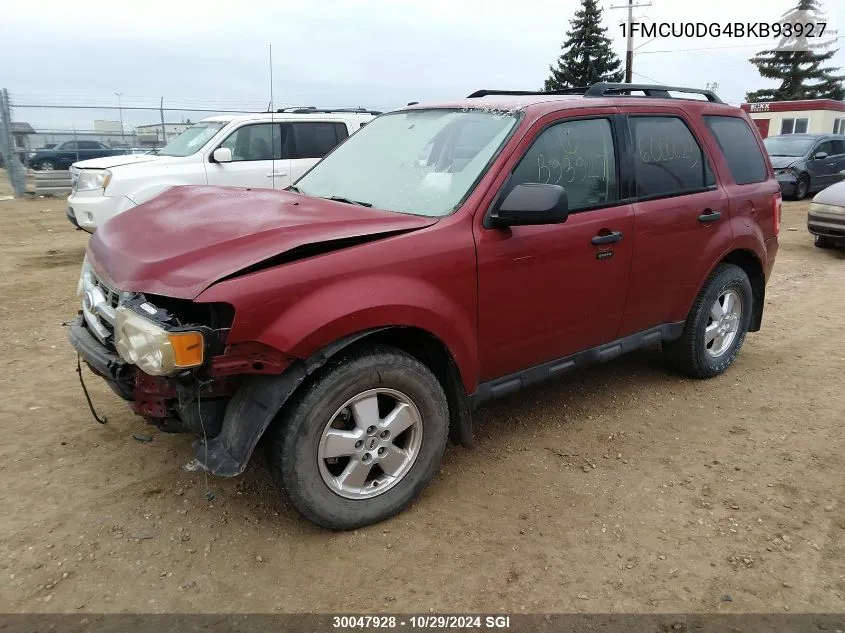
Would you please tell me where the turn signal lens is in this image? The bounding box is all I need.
[773,192,782,236]
[168,331,205,368]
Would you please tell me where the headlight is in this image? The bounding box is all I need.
[75,169,112,192]
[114,307,205,376]
[810,202,845,216]
[774,168,792,176]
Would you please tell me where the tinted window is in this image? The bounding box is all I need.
[629,116,714,198]
[510,118,617,210]
[79,141,102,149]
[57,142,78,150]
[288,122,348,159]
[704,116,767,185]
[831,140,845,155]
[815,140,838,156]
[219,123,280,161]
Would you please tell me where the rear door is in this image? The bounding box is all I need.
[618,108,731,336]
[286,121,350,183]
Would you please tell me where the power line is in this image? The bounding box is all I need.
[639,34,845,55]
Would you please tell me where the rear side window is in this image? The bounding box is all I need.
[628,116,714,199]
[79,141,103,150]
[288,122,349,159]
[704,116,768,185]
[510,117,617,211]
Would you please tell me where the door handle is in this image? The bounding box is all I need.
[591,231,624,245]
[266,172,288,177]
[698,209,722,223]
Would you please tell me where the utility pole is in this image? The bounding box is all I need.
[114,91,124,146]
[611,0,652,83]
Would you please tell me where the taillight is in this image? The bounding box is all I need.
[773,192,782,236]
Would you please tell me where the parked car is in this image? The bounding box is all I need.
[764,133,845,200]
[29,141,128,171]
[69,83,780,529]
[808,173,845,248]
[66,108,379,232]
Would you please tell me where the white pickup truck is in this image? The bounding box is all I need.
[66,108,378,232]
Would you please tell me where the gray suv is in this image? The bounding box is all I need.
[764,133,845,200]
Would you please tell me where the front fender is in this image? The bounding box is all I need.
[256,274,479,392]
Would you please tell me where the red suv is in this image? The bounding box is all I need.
[70,83,780,529]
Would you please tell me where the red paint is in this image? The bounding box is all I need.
[88,186,437,299]
[741,99,845,114]
[91,95,779,396]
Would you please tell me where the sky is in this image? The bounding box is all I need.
[2,0,843,133]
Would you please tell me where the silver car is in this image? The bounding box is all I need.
[808,173,845,249]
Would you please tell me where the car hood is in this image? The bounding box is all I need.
[768,156,800,169]
[812,179,845,206]
[71,154,159,170]
[88,186,438,299]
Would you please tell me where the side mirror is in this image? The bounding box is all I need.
[490,183,569,227]
[211,147,232,163]
[813,151,828,160]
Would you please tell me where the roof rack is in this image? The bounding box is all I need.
[275,107,383,115]
[467,88,588,98]
[467,83,723,104]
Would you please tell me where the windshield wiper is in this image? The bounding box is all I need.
[324,196,372,207]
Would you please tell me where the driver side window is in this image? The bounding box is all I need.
[510,118,618,211]
[219,124,280,161]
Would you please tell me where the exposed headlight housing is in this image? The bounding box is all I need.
[774,168,793,176]
[76,254,88,297]
[75,169,112,192]
[114,307,205,376]
[810,202,845,216]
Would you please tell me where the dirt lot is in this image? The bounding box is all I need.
[0,186,843,614]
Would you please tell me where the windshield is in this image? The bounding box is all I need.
[295,109,519,216]
[763,136,814,157]
[157,121,227,157]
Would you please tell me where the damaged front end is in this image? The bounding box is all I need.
[70,259,292,468]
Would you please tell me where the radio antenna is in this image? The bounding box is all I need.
[269,43,276,189]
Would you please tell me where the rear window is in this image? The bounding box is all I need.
[628,116,715,199]
[705,116,768,185]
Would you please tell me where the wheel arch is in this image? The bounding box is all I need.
[714,249,766,332]
[192,325,473,477]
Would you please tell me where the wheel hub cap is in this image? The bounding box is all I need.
[704,289,742,357]
[317,388,423,500]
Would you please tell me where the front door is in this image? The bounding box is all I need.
[475,111,634,381]
[206,122,291,190]
[807,139,845,190]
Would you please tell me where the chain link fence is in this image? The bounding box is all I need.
[0,89,273,197]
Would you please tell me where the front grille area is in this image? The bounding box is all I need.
[80,262,123,346]
[90,275,120,309]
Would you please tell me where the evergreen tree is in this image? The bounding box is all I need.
[544,0,623,90]
[747,0,844,101]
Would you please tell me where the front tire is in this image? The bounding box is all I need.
[664,263,753,378]
[266,345,449,530]
[794,174,810,200]
[814,235,836,249]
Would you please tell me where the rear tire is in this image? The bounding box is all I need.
[794,174,810,200]
[664,263,753,379]
[266,345,449,530]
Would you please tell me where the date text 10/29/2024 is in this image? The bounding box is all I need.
[332,615,512,629]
